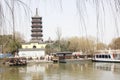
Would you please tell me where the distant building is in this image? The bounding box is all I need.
[18,8,47,59]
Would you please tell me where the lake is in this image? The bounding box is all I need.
[0,61,120,80]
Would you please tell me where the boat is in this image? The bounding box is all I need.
[3,57,27,66]
[92,50,120,63]
[52,52,91,63]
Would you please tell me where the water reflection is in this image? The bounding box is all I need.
[0,62,120,80]
[93,62,120,73]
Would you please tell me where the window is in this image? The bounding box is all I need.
[105,55,108,58]
[99,55,102,58]
[108,55,111,58]
[96,55,99,58]
[102,55,104,58]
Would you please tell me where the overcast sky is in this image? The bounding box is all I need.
[3,0,120,44]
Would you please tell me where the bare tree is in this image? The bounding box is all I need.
[0,0,29,40]
[0,0,29,53]
[1,0,120,52]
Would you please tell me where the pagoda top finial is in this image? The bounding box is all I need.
[35,8,39,17]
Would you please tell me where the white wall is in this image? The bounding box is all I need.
[18,50,45,58]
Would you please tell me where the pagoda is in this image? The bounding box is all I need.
[18,8,47,59]
[31,8,43,43]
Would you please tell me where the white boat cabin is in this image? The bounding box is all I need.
[93,50,120,63]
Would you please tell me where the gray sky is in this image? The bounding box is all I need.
[3,0,120,44]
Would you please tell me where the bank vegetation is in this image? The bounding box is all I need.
[45,36,120,55]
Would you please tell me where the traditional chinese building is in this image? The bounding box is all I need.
[31,8,43,43]
[18,8,47,59]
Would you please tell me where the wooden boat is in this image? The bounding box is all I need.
[3,57,27,66]
[52,52,91,63]
[92,50,120,63]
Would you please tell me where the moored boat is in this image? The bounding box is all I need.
[92,50,120,63]
[52,52,91,63]
[3,57,27,66]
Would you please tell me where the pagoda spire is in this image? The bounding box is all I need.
[35,8,39,17]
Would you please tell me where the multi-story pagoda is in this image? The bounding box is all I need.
[31,8,43,43]
[18,8,47,59]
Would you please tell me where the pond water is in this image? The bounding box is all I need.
[0,61,120,80]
